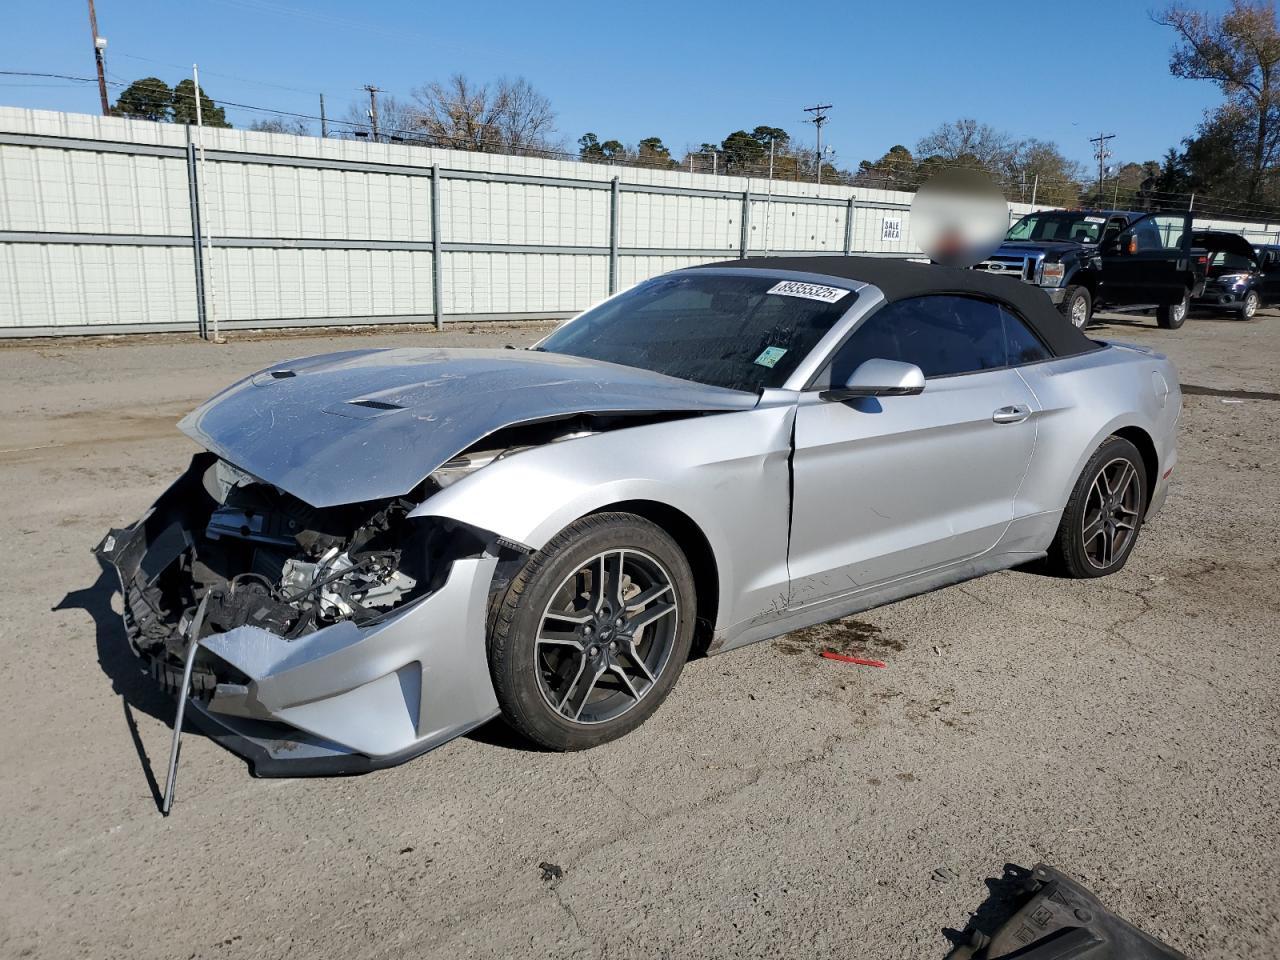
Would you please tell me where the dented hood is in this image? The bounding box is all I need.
[178,347,756,507]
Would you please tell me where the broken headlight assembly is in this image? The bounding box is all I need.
[98,454,479,673]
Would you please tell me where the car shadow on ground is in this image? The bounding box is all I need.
[940,862,1037,955]
[53,558,189,812]
[466,717,542,752]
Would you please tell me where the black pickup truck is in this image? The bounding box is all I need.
[974,209,1205,329]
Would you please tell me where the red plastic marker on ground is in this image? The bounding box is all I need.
[820,650,887,668]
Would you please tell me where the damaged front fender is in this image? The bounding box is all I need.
[96,454,508,775]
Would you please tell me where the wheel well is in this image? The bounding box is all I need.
[1112,426,1158,504]
[590,500,719,658]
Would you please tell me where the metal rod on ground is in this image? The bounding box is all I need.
[193,63,222,343]
[162,593,209,816]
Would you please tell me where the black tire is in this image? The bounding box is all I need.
[488,512,696,751]
[1048,436,1148,579]
[1057,285,1092,329]
[1156,289,1189,329]
[1238,289,1260,320]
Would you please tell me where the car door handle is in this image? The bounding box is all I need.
[992,404,1031,424]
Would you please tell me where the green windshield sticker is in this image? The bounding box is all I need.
[754,346,788,368]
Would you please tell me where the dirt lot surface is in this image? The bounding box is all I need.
[1,309,1277,959]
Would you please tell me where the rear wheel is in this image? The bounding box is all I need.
[1048,436,1148,578]
[1057,285,1092,329]
[1238,289,1260,320]
[488,512,696,751]
[1156,289,1189,329]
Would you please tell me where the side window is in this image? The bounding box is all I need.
[824,295,1008,384]
[1138,214,1188,252]
[1001,306,1051,365]
[1131,217,1165,252]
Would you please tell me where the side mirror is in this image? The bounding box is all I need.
[820,358,925,402]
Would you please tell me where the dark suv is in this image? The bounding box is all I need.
[974,210,1205,329]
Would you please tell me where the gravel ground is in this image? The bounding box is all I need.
[0,308,1277,960]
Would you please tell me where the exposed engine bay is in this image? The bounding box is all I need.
[100,454,483,693]
[98,417,629,691]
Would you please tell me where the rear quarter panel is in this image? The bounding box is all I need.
[1015,343,1180,523]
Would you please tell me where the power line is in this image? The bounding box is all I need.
[7,69,1280,221]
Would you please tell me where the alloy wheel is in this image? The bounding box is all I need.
[1243,291,1259,319]
[1081,457,1142,570]
[534,549,679,724]
[1070,293,1089,328]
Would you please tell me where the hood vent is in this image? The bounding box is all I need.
[349,398,403,411]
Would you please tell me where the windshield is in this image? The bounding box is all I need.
[1006,212,1112,244]
[537,273,856,392]
[1208,250,1255,276]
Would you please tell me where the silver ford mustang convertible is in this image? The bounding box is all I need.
[99,256,1180,776]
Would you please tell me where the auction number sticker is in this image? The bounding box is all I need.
[766,280,850,303]
[1084,216,1106,223]
[754,346,788,368]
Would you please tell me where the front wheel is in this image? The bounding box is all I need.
[1048,436,1148,578]
[488,512,696,751]
[1057,285,1092,329]
[1238,289,1260,320]
[1156,290,1189,329]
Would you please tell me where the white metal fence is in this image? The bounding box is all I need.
[2,105,1278,337]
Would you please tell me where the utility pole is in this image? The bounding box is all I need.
[193,63,222,344]
[1089,132,1115,208]
[319,93,328,138]
[86,0,109,115]
[364,85,381,142]
[804,104,832,186]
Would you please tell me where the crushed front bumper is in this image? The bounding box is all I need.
[97,457,503,777]
[188,554,501,776]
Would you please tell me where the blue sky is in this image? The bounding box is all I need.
[1,0,1237,168]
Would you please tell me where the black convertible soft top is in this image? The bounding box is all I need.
[692,255,1103,359]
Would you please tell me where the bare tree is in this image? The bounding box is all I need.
[410,74,559,154]
[250,116,311,137]
[1155,1,1280,200]
[916,118,1015,171]
[340,94,424,143]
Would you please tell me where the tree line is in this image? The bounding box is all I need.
[106,2,1280,221]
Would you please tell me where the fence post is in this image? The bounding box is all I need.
[609,177,620,294]
[844,195,857,255]
[740,189,752,257]
[431,164,443,330]
[184,139,208,339]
